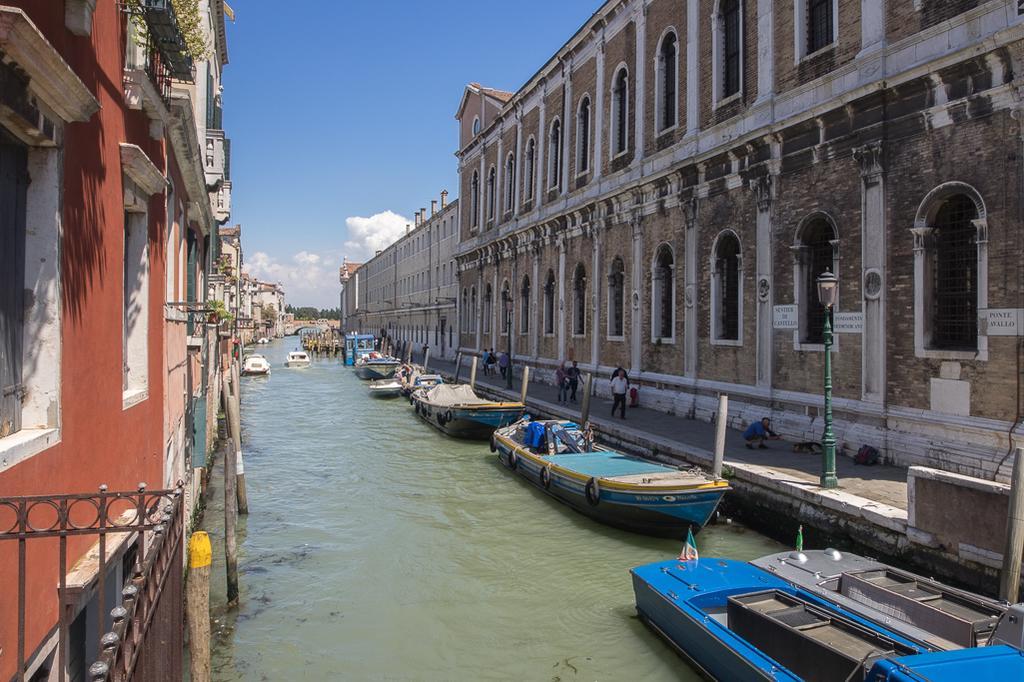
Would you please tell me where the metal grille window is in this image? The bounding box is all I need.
[577,97,591,173]
[505,154,515,212]
[573,265,587,336]
[722,0,741,98]
[549,120,562,190]
[525,139,535,200]
[660,33,677,130]
[520,277,531,334]
[808,0,834,54]
[715,234,741,340]
[1,134,27,438]
[608,257,625,337]
[802,220,835,344]
[931,194,978,350]
[471,171,479,227]
[487,167,496,220]
[654,245,675,339]
[614,69,628,154]
[501,284,512,334]
[544,270,556,335]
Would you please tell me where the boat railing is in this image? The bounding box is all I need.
[837,568,1003,648]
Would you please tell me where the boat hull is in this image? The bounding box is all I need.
[412,396,524,440]
[494,440,725,537]
[369,387,402,399]
[356,363,399,380]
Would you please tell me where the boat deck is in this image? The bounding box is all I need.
[546,452,702,485]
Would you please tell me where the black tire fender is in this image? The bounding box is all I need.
[507,450,518,470]
[541,466,552,490]
[444,410,453,423]
[585,477,600,506]
[489,435,498,453]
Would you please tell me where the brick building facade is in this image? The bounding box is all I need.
[454,0,1024,481]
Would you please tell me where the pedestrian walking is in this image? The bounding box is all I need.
[556,362,569,404]
[498,351,510,379]
[486,349,497,376]
[611,369,628,419]
[566,361,581,402]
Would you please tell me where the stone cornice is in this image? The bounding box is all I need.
[169,91,213,232]
[120,143,166,197]
[0,7,98,123]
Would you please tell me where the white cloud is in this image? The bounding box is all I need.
[342,210,412,261]
[244,250,337,309]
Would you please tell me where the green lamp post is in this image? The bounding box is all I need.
[817,268,839,490]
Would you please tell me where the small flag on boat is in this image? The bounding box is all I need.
[679,527,699,561]
[796,525,804,552]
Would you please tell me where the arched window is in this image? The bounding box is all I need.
[807,0,835,54]
[712,232,741,342]
[472,116,481,135]
[549,119,562,190]
[658,32,678,131]
[719,0,742,99]
[524,138,536,201]
[483,283,493,334]
[572,264,587,336]
[607,257,625,338]
[461,287,468,333]
[652,244,675,340]
[520,275,531,335]
[504,153,515,212]
[577,96,591,174]
[500,281,512,335]
[486,166,496,221]
[613,68,629,155]
[543,269,556,335]
[470,286,478,334]
[797,218,837,344]
[931,194,979,350]
[470,170,480,228]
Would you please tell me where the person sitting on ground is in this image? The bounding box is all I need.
[743,417,781,449]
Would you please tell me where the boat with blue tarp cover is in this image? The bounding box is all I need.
[492,418,728,537]
[865,645,1024,681]
[411,384,524,439]
[630,557,927,681]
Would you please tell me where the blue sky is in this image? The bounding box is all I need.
[227,0,602,308]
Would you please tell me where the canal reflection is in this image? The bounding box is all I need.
[202,338,784,680]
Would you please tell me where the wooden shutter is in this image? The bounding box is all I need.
[0,132,28,437]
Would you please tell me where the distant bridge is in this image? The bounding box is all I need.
[284,319,340,336]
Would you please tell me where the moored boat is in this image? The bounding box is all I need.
[401,372,444,397]
[492,418,728,537]
[285,351,311,368]
[355,353,401,380]
[631,558,926,681]
[752,549,1021,651]
[242,354,271,376]
[411,384,524,439]
[865,645,1024,681]
[368,378,403,399]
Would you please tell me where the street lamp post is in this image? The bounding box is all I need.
[503,291,513,389]
[817,269,839,489]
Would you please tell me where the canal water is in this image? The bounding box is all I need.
[201,338,784,680]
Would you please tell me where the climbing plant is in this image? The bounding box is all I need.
[123,0,210,61]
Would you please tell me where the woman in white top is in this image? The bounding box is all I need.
[610,369,628,419]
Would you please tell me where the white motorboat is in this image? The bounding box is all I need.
[367,378,403,399]
[285,351,311,368]
[242,354,271,376]
[257,337,269,344]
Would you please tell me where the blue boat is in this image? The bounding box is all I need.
[355,354,401,380]
[343,333,376,366]
[493,419,728,537]
[631,558,926,681]
[411,384,524,440]
[866,645,1024,681]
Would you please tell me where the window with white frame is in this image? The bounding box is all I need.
[548,118,562,190]
[504,152,515,213]
[913,185,987,357]
[793,215,838,346]
[486,166,496,221]
[607,256,625,338]
[657,31,678,132]
[714,0,743,102]
[501,280,512,335]
[795,0,837,60]
[470,286,478,333]
[612,67,629,156]
[711,231,742,343]
[472,116,481,135]
[543,269,556,335]
[652,244,675,341]
[520,275,531,335]
[0,133,29,438]
[483,283,492,334]
[470,170,480,228]
[576,95,591,174]
[122,210,150,397]
[572,264,587,336]
[524,137,536,201]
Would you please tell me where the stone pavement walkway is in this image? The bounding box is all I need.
[425,355,909,510]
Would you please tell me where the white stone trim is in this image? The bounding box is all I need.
[0,428,60,475]
[65,0,97,37]
[547,116,562,191]
[794,0,839,63]
[575,93,593,175]
[650,242,677,343]
[120,143,167,197]
[709,229,745,346]
[711,0,745,108]
[609,63,630,159]
[653,26,680,135]
[169,92,213,232]
[0,7,98,123]
[791,212,841,352]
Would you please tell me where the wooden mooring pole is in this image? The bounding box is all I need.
[520,366,530,404]
[454,352,463,383]
[469,356,478,389]
[713,394,728,479]
[223,366,240,607]
[230,361,248,515]
[423,347,431,372]
[186,531,212,682]
[1000,446,1024,603]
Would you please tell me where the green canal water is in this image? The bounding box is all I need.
[201,338,784,680]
